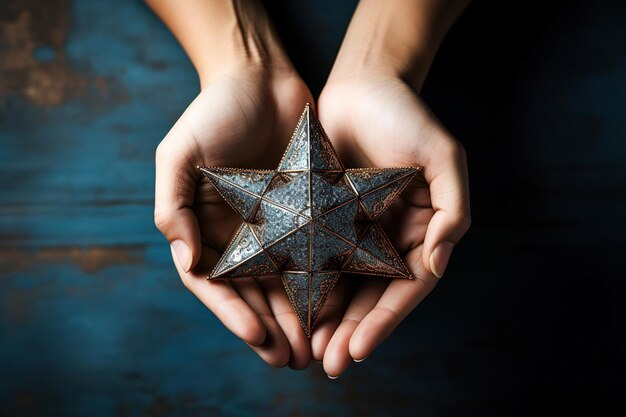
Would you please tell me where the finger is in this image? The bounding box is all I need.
[231,277,291,368]
[310,278,353,362]
[171,245,266,346]
[422,137,471,278]
[256,276,311,370]
[349,245,438,361]
[154,123,203,273]
[323,277,388,378]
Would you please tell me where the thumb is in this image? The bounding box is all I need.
[422,139,471,278]
[154,135,202,273]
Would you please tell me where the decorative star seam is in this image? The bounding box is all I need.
[199,104,421,337]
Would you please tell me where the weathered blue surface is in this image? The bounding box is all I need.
[1,0,625,416]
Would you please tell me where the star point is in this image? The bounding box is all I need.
[199,103,422,337]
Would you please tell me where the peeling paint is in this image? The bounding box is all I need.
[0,0,107,106]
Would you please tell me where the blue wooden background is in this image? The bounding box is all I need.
[1,0,625,416]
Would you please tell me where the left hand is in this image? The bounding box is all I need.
[312,73,471,378]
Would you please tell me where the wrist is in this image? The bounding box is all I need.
[146,0,294,89]
[327,0,469,92]
[196,27,294,89]
[328,31,433,93]
[327,47,426,90]
[194,2,294,89]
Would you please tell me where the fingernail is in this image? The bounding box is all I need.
[314,360,323,364]
[327,374,339,380]
[430,241,454,278]
[171,239,192,272]
[353,357,367,363]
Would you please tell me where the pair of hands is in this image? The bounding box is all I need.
[153,63,470,377]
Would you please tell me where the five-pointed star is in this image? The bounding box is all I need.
[199,104,421,337]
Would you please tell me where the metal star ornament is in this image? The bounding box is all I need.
[199,104,422,337]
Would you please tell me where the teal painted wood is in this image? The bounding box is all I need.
[1,0,626,416]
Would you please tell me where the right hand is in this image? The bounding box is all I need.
[154,66,314,369]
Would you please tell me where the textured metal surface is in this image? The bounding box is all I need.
[200,104,421,337]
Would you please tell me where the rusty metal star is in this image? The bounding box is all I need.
[199,104,422,337]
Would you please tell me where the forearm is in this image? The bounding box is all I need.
[329,0,470,91]
[145,0,293,87]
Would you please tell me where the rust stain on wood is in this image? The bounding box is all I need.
[1,245,146,324]
[0,245,144,274]
[0,0,107,106]
[37,246,144,273]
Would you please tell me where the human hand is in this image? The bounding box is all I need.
[155,67,315,369]
[308,0,471,379]
[312,73,470,377]
[149,0,314,369]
